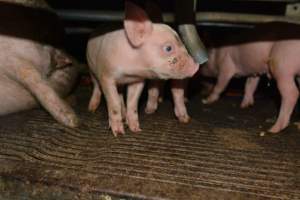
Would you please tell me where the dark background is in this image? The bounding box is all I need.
[45,0,298,104]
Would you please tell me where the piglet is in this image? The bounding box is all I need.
[200,39,272,108]
[86,1,199,136]
[200,22,300,133]
[0,3,78,127]
[0,37,78,127]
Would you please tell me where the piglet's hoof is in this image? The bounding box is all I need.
[110,121,125,137]
[129,123,142,133]
[202,96,218,105]
[240,102,254,109]
[268,125,283,134]
[240,98,254,108]
[178,115,191,124]
[145,104,158,114]
[62,113,79,128]
[175,108,191,123]
[88,103,98,113]
[202,98,213,104]
[127,116,142,133]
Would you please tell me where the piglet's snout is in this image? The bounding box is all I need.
[173,54,199,78]
[190,60,199,76]
[181,50,200,77]
[183,58,199,78]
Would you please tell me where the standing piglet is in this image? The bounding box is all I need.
[200,37,272,108]
[86,1,199,136]
[200,22,300,133]
[144,0,207,124]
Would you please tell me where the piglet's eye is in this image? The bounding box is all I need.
[163,45,173,53]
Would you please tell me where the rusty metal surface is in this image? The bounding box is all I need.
[0,85,299,200]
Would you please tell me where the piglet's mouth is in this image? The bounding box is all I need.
[187,62,200,77]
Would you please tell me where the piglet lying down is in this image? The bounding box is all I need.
[86,1,199,136]
[0,35,78,127]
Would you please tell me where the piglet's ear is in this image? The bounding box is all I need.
[54,50,72,68]
[124,0,153,47]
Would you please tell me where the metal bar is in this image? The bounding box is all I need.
[57,10,124,22]
[63,23,254,35]
[197,22,255,28]
[64,27,93,34]
[56,10,300,24]
[196,11,300,24]
[231,0,298,2]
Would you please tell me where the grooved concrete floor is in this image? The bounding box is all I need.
[0,85,299,200]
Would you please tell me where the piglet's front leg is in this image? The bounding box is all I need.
[145,80,163,114]
[13,63,78,128]
[171,79,190,123]
[100,77,125,136]
[126,81,145,132]
[202,65,235,104]
[241,76,260,108]
[88,74,102,112]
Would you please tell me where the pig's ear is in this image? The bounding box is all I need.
[54,50,72,68]
[124,0,153,47]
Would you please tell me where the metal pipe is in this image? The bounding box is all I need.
[198,22,255,28]
[63,23,255,35]
[64,27,93,34]
[56,10,124,22]
[232,0,297,2]
[56,10,300,24]
[178,24,208,64]
[196,12,300,24]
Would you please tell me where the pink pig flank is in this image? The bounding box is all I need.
[200,40,272,107]
[86,1,199,136]
[0,37,78,127]
[200,22,300,133]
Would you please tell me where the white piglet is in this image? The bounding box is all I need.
[86,1,199,136]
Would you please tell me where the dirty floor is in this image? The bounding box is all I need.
[0,85,299,200]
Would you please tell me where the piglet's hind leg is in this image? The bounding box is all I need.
[241,76,260,108]
[88,74,102,112]
[14,64,79,128]
[127,82,145,132]
[171,79,190,123]
[269,75,298,133]
[145,80,163,114]
[202,57,235,104]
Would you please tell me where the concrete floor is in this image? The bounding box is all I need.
[0,83,299,200]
